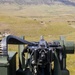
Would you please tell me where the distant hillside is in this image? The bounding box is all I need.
[0,0,75,6]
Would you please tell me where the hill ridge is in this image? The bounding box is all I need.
[0,0,75,6]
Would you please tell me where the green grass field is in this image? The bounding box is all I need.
[0,4,75,75]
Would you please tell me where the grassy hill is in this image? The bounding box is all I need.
[0,4,75,75]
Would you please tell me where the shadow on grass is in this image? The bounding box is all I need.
[59,0,75,6]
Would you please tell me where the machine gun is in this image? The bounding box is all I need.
[18,36,75,75]
[0,35,74,75]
